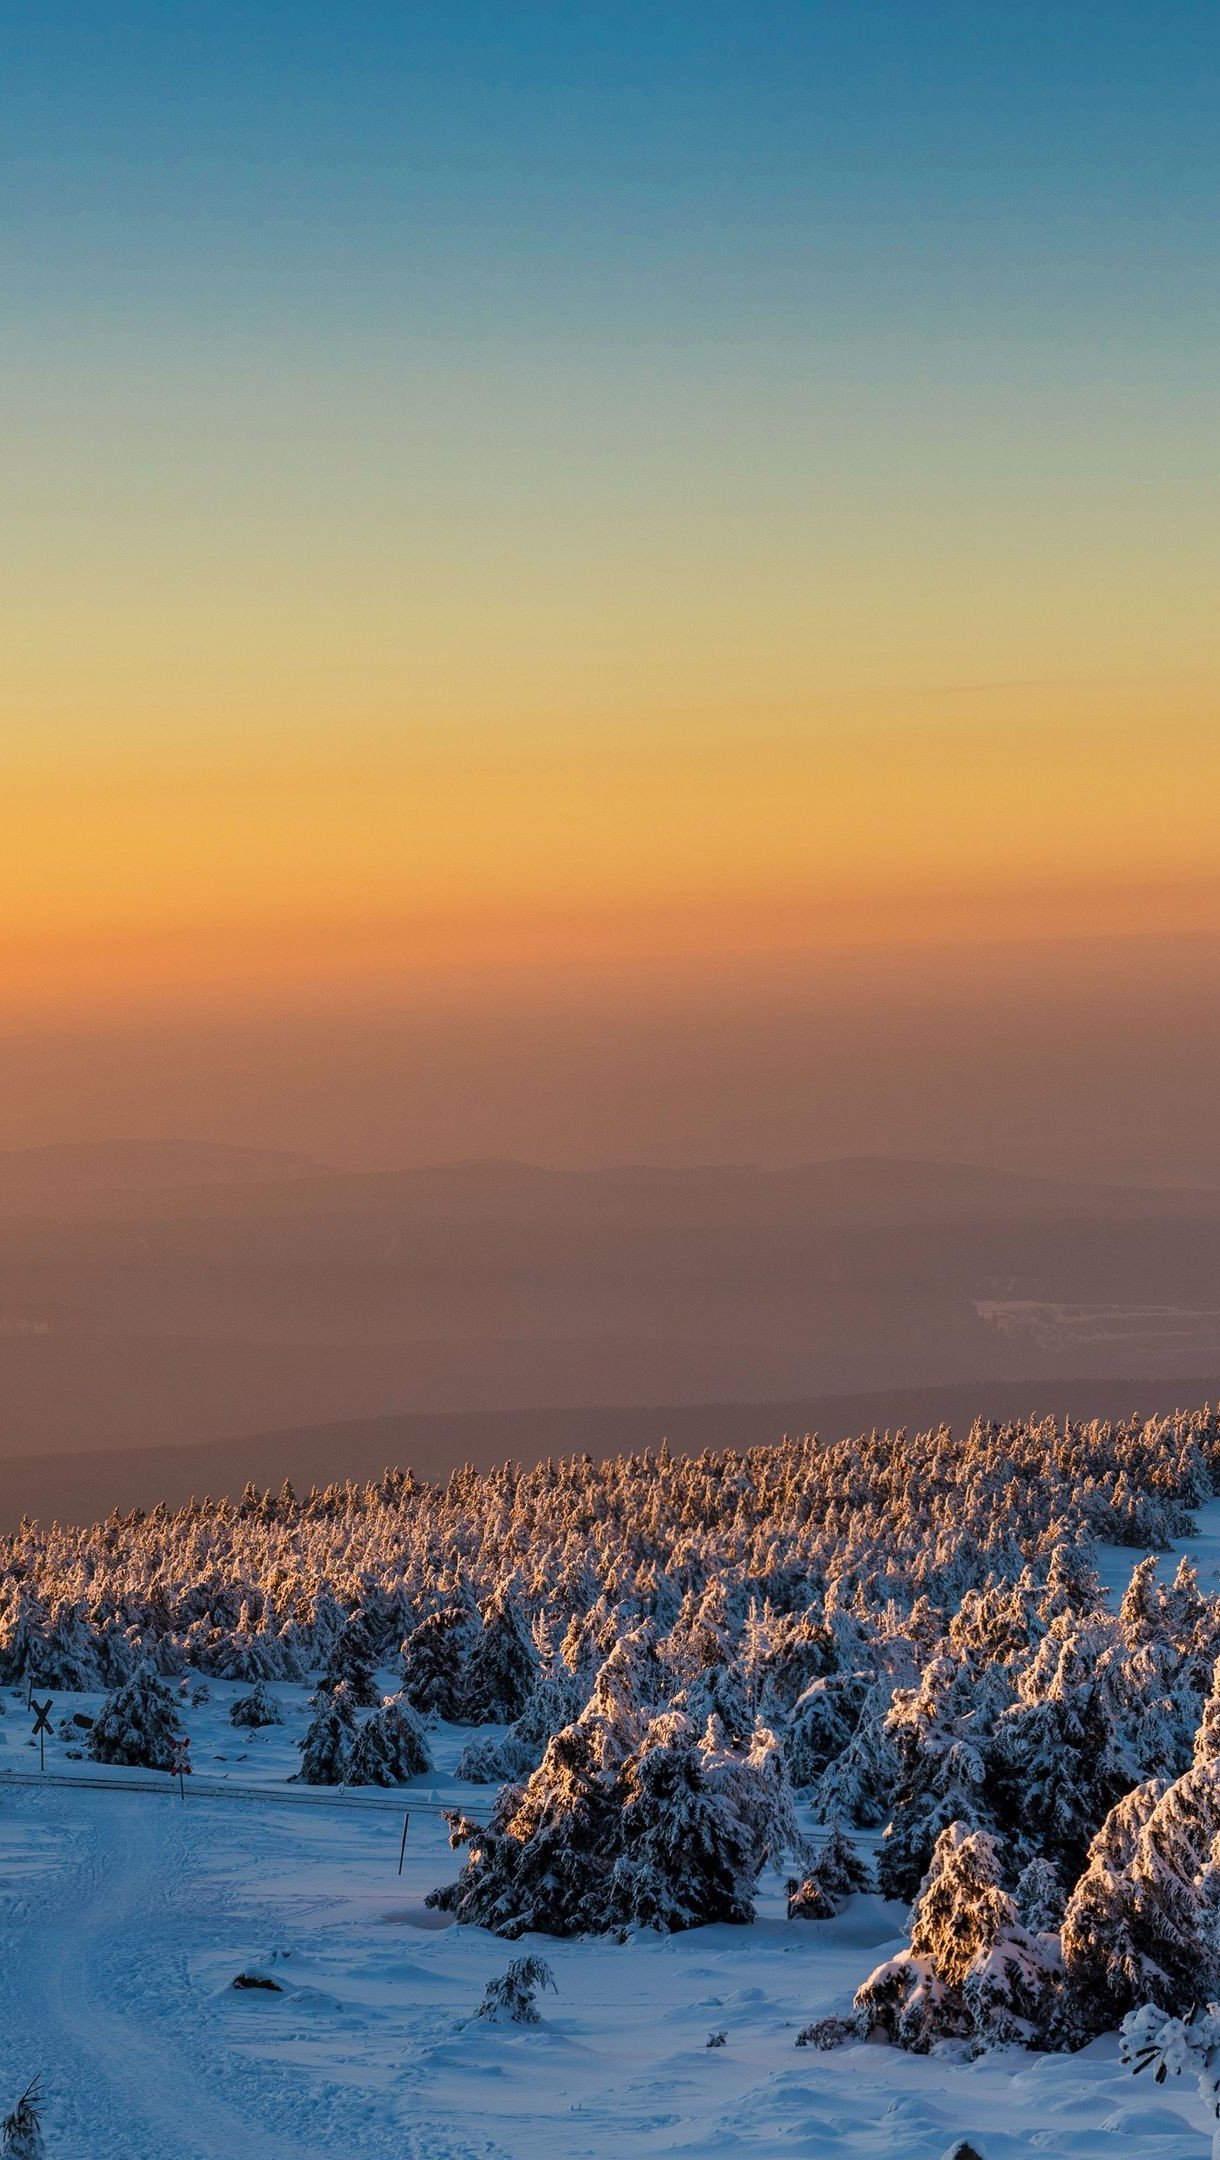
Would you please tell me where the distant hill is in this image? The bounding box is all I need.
[1,1150,1219,1471]
[3,1373,1219,1528]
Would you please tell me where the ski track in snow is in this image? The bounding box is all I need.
[0,1777,480,2160]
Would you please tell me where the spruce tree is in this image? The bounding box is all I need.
[460,1589,538,1725]
[1013,1856,1065,1934]
[431,1702,796,1938]
[611,1712,779,1931]
[347,1695,432,1785]
[319,1611,380,1707]
[400,1604,481,1719]
[787,1823,873,1919]
[876,1655,994,1903]
[87,1662,185,1771]
[785,1674,870,1789]
[473,1956,557,2024]
[855,1823,1058,2053]
[230,1679,283,1728]
[295,1680,359,1784]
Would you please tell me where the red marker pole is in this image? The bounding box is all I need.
[170,1737,191,1801]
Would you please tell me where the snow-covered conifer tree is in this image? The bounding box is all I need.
[230,1678,283,1728]
[784,1674,868,1789]
[460,1589,538,1725]
[87,1661,185,1771]
[854,1823,1058,2053]
[399,1604,481,1719]
[431,1700,797,1938]
[1195,1657,1220,1769]
[295,1680,359,1784]
[787,1822,873,1918]
[347,1694,431,1785]
[1056,1761,1220,2038]
[876,1660,994,1902]
[429,1718,620,1937]
[1013,1856,1065,1935]
[473,1956,557,2024]
[610,1712,796,1932]
[319,1611,380,1706]
[813,1680,901,1829]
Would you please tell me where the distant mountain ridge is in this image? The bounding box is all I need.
[3,1143,1219,1224]
[1,1146,1219,1472]
[3,1373,1219,1530]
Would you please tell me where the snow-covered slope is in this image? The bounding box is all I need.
[0,1682,1208,2160]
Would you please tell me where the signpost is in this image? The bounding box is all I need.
[169,1735,191,1801]
[30,1697,53,1773]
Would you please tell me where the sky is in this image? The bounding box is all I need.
[2,3,1218,1177]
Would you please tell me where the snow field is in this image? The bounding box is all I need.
[0,1675,1213,2160]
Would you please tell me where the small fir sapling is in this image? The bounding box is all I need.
[1122,2002,1220,2160]
[795,2013,859,2050]
[346,1694,432,1784]
[787,1822,873,1918]
[294,1679,359,1784]
[1,2080,45,2160]
[473,1956,557,2024]
[230,1679,283,1728]
[706,2030,727,2047]
[87,1661,185,1771]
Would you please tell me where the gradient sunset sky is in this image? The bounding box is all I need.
[4,5,1218,1175]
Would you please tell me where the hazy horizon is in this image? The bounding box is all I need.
[3,1143,1220,1522]
[5,925,1220,1189]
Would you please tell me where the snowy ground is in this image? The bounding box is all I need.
[4,1504,1220,2160]
[1094,1492,1220,1607]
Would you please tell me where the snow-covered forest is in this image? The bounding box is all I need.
[7,1411,1220,2013]
[7,1406,1220,2153]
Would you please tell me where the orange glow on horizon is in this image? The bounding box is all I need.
[3,706,1218,1022]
